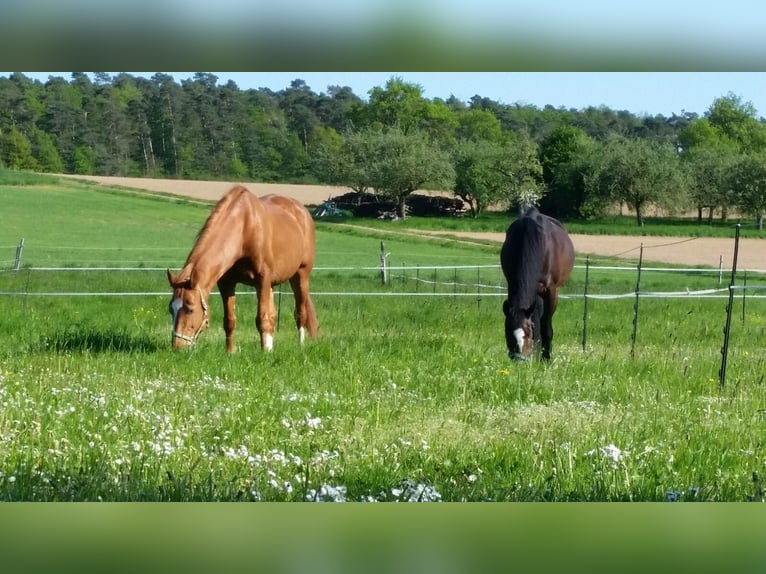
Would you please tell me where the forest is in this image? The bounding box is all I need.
[1,71,766,226]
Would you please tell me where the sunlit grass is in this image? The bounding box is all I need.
[1,285,765,501]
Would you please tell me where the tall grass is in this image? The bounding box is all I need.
[1,178,765,501]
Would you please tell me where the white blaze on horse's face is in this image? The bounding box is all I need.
[263,333,274,352]
[513,328,525,354]
[298,327,306,345]
[170,297,183,338]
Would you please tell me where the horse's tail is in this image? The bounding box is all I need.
[305,294,319,339]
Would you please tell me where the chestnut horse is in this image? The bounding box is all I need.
[500,206,574,361]
[167,185,318,352]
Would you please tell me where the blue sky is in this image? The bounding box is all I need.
[11,72,766,119]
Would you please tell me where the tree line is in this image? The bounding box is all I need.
[1,72,765,227]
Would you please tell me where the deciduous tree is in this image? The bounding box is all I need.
[730,153,766,229]
[587,136,687,226]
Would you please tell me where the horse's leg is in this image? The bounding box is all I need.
[288,274,306,344]
[255,280,276,351]
[289,270,317,344]
[540,289,559,361]
[218,279,237,353]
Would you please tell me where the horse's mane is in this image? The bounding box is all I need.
[185,185,251,264]
[503,207,545,311]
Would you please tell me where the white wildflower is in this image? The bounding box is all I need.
[307,484,348,502]
[305,413,322,429]
[587,443,626,464]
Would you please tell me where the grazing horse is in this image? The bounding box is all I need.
[500,206,574,361]
[167,185,318,352]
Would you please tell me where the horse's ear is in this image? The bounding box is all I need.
[167,268,192,288]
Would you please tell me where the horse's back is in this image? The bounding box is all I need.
[541,213,575,284]
[256,194,316,270]
[502,207,574,286]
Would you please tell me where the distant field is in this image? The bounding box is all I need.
[59,174,765,271]
[57,174,346,205]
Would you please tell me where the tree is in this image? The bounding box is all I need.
[242,89,308,182]
[179,73,226,178]
[678,117,725,152]
[420,98,458,147]
[681,145,739,223]
[308,125,345,185]
[0,126,38,170]
[93,75,140,175]
[678,112,744,222]
[315,85,363,133]
[149,73,184,176]
[126,75,159,176]
[454,108,504,142]
[539,124,597,218]
[312,128,374,195]
[31,128,64,173]
[278,79,321,152]
[497,130,545,211]
[366,127,455,218]
[730,153,766,230]
[452,139,513,217]
[327,126,454,218]
[39,75,85,172]
[586,136,687,226]
[365,77,429,133]
[706,93,766,152]
[73,144,96,174]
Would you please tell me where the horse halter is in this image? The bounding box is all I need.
[171,287,209,345]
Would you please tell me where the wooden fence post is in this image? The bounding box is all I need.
[379,241,389,285]
[582,256,590,352]
[14,238,24,271]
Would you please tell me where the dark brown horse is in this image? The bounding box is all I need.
[500,206,574,361]
[167,185,318,352]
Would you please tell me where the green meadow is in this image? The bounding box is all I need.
[1,173,765,501]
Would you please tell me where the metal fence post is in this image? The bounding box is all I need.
[720,224,741,388]
[630,244,644,359]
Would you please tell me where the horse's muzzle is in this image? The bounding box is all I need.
[508,351,530,362]
[172,331,197,348]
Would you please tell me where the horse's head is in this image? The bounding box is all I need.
[502,298,539,361]
[167,268,209,349]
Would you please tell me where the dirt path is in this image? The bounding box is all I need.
[64,174,765,271]
[428,231,765,271]
[58,174,343,205]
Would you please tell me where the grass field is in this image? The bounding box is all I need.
[1,172,765,501]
